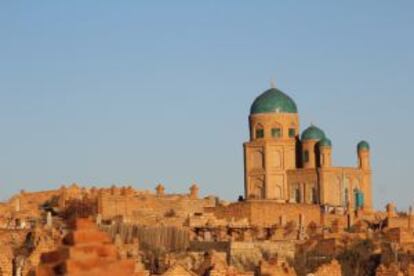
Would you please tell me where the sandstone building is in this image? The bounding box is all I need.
[244,85,372,212]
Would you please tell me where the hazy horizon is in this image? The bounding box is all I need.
[1,1,413,211]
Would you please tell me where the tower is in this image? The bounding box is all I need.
[358,141,371,170]
[244,86,299,200]
[319,138,332,168]
[301,125,326,168]
[317,137,333,206]
[357,141,373,211]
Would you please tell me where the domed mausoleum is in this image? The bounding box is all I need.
[243,85,373,211]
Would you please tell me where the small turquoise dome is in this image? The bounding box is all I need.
[250,88,298,115]
[318,137,332,148]
[301,125,326,141]
[358,140,370,151]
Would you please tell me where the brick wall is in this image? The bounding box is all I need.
[230,241,296,271]
[190,241,230,253]
[249,202,321,227]
[322,214,348,230]
[207,202,252,223]
[98,193,216,223]
[388,217,411,229]
[211,201,321,227]
[386,227,414,244]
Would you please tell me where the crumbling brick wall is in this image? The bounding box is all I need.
[229,241,296,271]
[98,193,215,223]
[387,217,411,229]
[386,227,414,244]
[211,201,321,227]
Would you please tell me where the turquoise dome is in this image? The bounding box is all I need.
[358,141,370,151]
[301,125,326,141]
[250,88,298,115]
[318,137,332,148]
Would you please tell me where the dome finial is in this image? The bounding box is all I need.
[270,77,276,88]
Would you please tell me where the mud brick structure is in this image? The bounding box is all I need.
[244,86,372,212]
[36,218,148,276]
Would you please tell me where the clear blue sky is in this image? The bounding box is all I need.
[0,1,413,210]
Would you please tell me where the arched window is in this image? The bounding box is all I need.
[344,188,349,207]
[303,151,309,163]
[295,188,301,203]
[271,128,281,138]
[312,187,318,204]
[251,178,265,199]
[289,123,297,138]
[255,124,264,139]
[354,189,364,209]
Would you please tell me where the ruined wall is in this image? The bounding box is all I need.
[211,201,321,227]
[322,213,348,230]
[190,241,230,253]
[249,202,321,227]
[230,241,296,271]
[102,223,190,253]
[207,202,252,223]
[387,217,411,229]
[0,190,59,223]
[98,193,216,223]
[306,238,341,257]
[386,228,414,244]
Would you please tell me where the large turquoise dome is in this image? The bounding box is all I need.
[250,88,298,115]
[301,125,326,141]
